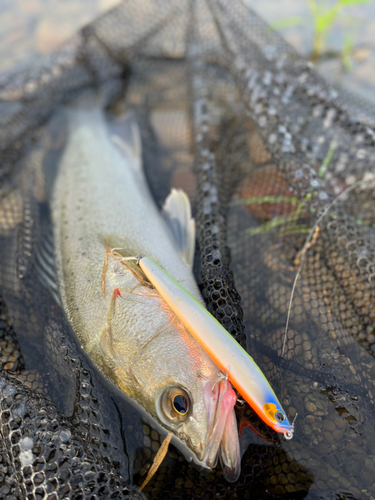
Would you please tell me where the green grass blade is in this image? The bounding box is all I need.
[269,16,307,31]
[339,0,372,6]
[237,196,298,205]
[315,5,341,33]
[319,141,337,178]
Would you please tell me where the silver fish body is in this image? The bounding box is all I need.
[50,108,240,480]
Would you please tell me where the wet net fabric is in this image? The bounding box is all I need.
[0,0,375,499]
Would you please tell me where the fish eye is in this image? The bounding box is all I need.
[173,394,188,415]
[160,387,190,424]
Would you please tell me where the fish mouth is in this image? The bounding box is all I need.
[202,377,241,483]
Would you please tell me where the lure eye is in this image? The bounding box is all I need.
[275,410,286,423]
[160,387,190,424]
[264,403,286,424]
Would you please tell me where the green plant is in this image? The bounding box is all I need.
[308,0,371,61]
[271,0,373,65]
[237,195,311,236]
[318,140,337,178]
[241,142,342,236]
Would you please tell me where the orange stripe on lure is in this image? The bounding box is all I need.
[137,256,293,438]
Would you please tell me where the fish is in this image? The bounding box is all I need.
[39,104,241,481]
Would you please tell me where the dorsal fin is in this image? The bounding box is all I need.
[110,112,142,170]
[162,189,196,268]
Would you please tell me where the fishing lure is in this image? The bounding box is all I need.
[137,255,293,438]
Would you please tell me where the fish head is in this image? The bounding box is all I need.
[111,316,241,481]
[154,374,241,482]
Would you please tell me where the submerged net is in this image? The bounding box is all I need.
[0,0,375,498]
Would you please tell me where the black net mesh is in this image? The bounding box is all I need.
[1,0,375,498]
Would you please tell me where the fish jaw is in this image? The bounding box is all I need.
[202,378,240,481]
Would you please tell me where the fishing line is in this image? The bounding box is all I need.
[102,250,151,298]
[282,177,370,358]
[198,369,229,391]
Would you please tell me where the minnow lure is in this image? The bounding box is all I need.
[138,255,293,438]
